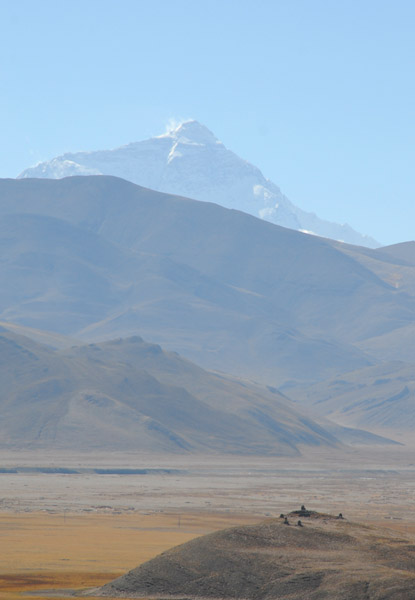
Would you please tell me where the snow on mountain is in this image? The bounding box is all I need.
[18,121,379,247]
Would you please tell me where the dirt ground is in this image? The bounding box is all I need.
[0,444,414,599]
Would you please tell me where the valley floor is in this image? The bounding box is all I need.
[0,445,415,599]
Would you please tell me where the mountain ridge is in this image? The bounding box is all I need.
[0,325,344,454]
[0,175,414,435]
[0,176,386,385]
[18,121,379,247]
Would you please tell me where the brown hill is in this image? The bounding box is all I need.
[0,327,349,454]
[95,512,415,599]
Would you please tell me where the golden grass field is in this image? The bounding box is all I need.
[2,512,415,600]
[0,510,262,600]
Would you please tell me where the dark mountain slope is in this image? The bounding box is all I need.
[378,241,415,266]
[333,239,415,298]
[0,212,137,332]
[0,320,79,349]
[0,327,344,454]
[0,177,384,383]
[289,360,415,432]
[1,176,410,345]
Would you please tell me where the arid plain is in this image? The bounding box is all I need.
[1,444,415,600]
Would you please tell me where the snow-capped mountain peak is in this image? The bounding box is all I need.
[159,120,220,146]
[18,122,380,247]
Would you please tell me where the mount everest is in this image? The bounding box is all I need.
[18,121,379,248]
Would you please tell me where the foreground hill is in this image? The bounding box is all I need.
[0,326,348,454]
[1,176,414,388]
[95,512,415,599]
[17,120,379,247]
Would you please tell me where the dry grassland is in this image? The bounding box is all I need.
[0,511,260,600]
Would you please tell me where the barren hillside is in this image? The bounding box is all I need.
[96,511,415,600]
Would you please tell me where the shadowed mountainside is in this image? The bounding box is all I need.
[95,512,415,599]
[0,326,352,454]
[377,241,415,266]
[0,175,414,438]
[1,176,414,389]
[289,360,415,432]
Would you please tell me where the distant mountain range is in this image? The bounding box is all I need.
[18,121,380,248]
[290,360,415,432]
[0,325,394,452]
[0,176,413,444]
[0,176,391,384]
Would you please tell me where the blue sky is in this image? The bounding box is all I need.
[1,0,414,245]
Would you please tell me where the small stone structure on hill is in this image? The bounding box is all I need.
[93,508,415,600]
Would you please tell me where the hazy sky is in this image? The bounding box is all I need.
[1,0,414,245]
